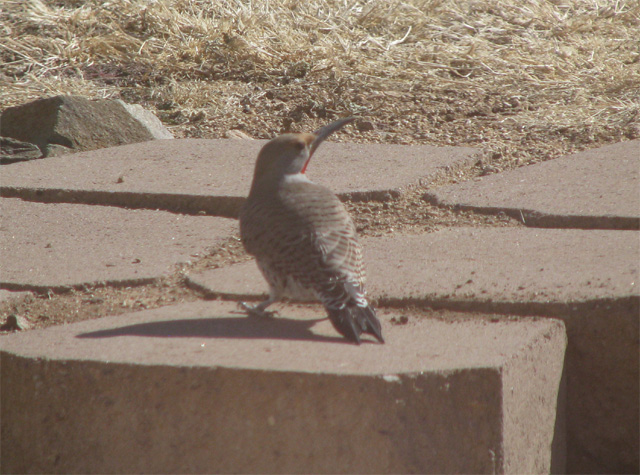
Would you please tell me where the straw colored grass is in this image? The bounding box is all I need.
[1,0,639,169]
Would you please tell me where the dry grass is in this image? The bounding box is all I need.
[2,0,639,171]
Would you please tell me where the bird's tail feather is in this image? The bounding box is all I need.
[326,304,384,344]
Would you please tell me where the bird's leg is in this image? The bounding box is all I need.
[238,295,279,318]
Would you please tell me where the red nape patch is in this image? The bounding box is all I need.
[298,133,316,174]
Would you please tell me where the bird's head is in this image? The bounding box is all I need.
[250,117,355,191]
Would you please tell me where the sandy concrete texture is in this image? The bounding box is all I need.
[0,198,236,291]
[425,140,640,229]
[0,138,478,216]
[187,227,639,474]
[0,300,566,474]
[187,227,639,304]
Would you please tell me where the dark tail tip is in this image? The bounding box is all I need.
[327,304,384,344]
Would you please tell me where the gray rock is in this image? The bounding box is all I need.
[0,95,173,157]
[0,137,42,163]
[117,100,174,140]
[42,143,73,158]
[0,314,31,332]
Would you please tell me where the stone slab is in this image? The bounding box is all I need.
[187,227,638,473]
[0,300,566,473]
[425,140,640,230]
[0,198,236,291]
[0,138,478,216]
[187,228,639,304]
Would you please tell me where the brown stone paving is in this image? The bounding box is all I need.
[187,227,639,474]
[1,140,639,473]
[0,300,566,474]
[0,138,478,216]
[426,139,640,230]
[0,198,237,291]
[186,228,639,304]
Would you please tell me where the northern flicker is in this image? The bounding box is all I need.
[239,118,384,344]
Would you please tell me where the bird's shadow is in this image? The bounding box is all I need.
[76,313,350,344]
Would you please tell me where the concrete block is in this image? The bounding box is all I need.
[0,301,566,474]
[187,228,639,304]
[426,140,640,230]
[187,227,639,473]
[0,198,236,291]
[0,139,478,216]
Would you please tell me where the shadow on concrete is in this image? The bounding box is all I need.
[76,314,350,344]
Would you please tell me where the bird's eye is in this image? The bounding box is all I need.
[292,141,305,151]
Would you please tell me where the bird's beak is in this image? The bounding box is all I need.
[309,117,355,158]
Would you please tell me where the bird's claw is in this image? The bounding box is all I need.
[237,301,278,318]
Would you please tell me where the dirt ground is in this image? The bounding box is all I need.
[1,0,638,332]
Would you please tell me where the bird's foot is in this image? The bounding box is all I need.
[237,301,278,318]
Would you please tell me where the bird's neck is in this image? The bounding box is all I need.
[282,172,312,185]
[248,172,312,198]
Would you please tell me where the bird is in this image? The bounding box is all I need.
[238,117,384,344]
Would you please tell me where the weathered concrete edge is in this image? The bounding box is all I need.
[373,294,640,319]
[423,194,640,230]
[503,319,567,474]
[0,324,566,475]
[185,273,640,321]
[0,352,506,473]
[0,186,405,218]
[0,187,245,218]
